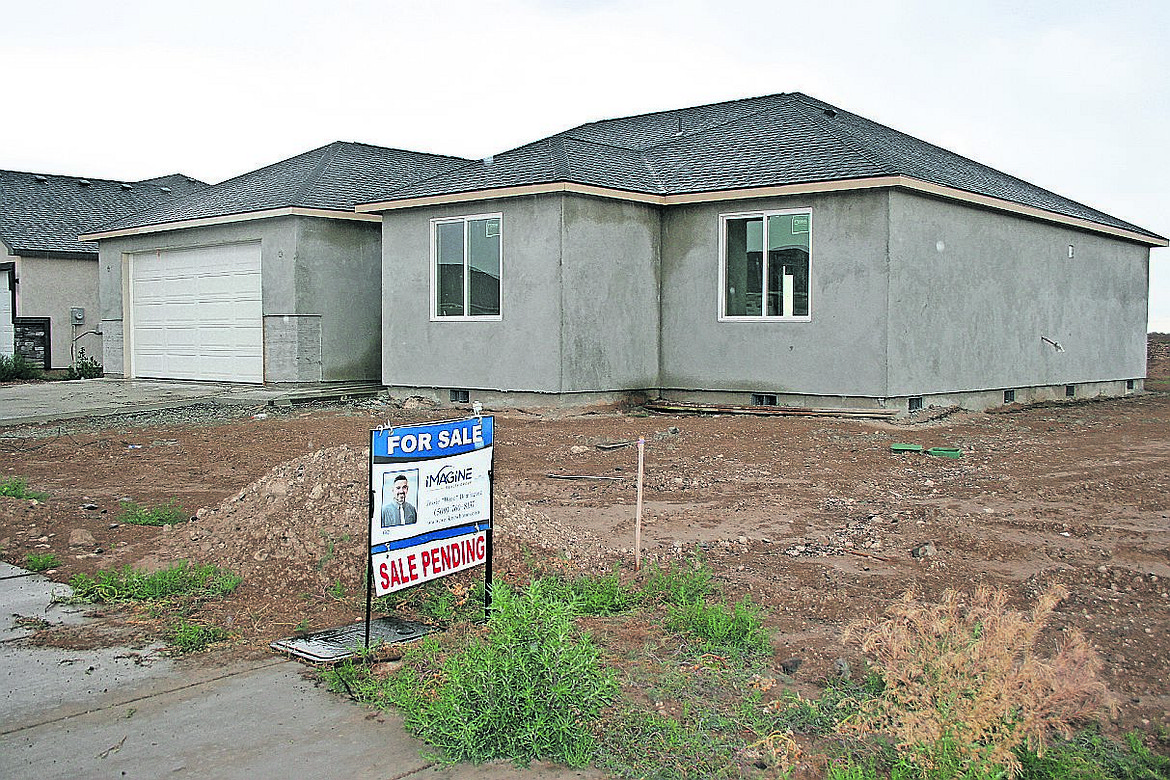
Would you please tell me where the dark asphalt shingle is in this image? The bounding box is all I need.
[0,170,208,256]
[371,93,1162,242]
[90,142,471,234]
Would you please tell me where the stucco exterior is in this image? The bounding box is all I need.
[375,186,1155,414]
[4,253,101,369]
[97,215,381,382]
[660,189,891,398]
[885,190,1148,397]
[380,193,659,397]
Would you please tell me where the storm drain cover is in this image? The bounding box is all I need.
[271,615,436,663]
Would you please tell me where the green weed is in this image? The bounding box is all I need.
[170,620,229,653]
[538,569,641,615]
[0,353,41,381]
[24,552,59,572]
[642,556,716,605]
[665,596,771,657]
[327,579,346,601]
[116,498,188,527]
[0,477,49,501]
[330,582,618,767]
[68,561,241,603]
[66,347,103,380]
[378,577,484,624]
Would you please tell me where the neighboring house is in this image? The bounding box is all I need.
[357,92,1166,413]
[82,143,469,383]
[0,170,207,368]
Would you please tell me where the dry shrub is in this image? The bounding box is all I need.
[842,584,1114,776]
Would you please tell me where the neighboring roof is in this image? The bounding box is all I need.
[359,93,1166,245]
[84,142,471,238]
[0,169,208,257]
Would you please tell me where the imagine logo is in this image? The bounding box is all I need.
[426,465,474,488]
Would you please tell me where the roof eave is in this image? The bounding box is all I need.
[79,206,382,241]
[356,175,1166,247]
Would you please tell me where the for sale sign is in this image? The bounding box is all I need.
[369,417,493,596]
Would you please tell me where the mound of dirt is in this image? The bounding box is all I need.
[155,445,610,598]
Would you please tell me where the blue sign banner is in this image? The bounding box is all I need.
[372,416,493,462]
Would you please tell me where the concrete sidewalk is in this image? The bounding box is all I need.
[0,563,605,780]
[0,378,384,426]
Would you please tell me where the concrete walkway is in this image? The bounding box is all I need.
[0,378,383,426]
[0,563,606,780]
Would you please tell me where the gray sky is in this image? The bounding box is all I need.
[5,0,1167,329]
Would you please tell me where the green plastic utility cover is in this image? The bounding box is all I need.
[890,443,924,452]
[927,447,962,458]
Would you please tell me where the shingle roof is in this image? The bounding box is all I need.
[0,169,208,256]
[91,142,471,233]
[369,93,1163,242]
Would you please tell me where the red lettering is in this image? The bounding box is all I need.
[379,562,390,590]
[475,534,485,560]
[408,554,419,581]
[430,546,443,574]
[441,544,452,571]
[389,559,403,588]
[421,550,431,575]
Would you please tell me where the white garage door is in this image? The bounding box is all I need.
[0,269,14,358]
[130,243,263,382]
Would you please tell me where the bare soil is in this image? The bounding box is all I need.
[3,338,1169,741]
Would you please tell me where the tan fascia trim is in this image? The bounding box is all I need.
[357,175,1166,247]
[356,181,666,212]
[79,207,382,241]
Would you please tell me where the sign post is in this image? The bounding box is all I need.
[365,416,494,647]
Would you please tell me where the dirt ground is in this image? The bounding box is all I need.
[3,337,1168,741]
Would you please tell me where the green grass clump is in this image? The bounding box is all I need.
[377,577,486,623]
[170,620,230,654]
[642,556,715,605]
[0,477,49,501]
[69,561,241,603]
[665,596,771,657]
[1014,728,1170,780]
[327,581,618,767]
[116,498,189,526]
[24,552,59,572]
[0,353,41,381]
[538,569,641,615]
[594,706,749,779]
[771,675,885,735]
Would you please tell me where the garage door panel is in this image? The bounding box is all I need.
[130,243,263,383]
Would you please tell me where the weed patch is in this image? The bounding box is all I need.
[377,576,484,624]
[665,596,771,658]
[328,581,618,767]
[170,620,230,653]
[0,476,49,501]
[68,561,242,603]
[0,353,42,381]
[840,585,1113,777]
[23,552,59,572]
[117,498,189,527]
[539,569,641,615]
[642,556,715,605]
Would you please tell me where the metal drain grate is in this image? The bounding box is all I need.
[271,615,436,663]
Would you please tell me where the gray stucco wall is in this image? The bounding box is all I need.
[16,254,101,369]
[886,190,1149,395]
[558,195,659,391]
[380,195,564,392]
[660,189,891,397]
[96,215,380,382]
[380,194,660,395]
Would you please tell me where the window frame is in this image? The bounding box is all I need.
[718,207,812,322]
[429,212,503,322]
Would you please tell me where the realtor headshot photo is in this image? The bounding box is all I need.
[380,471,418,528]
